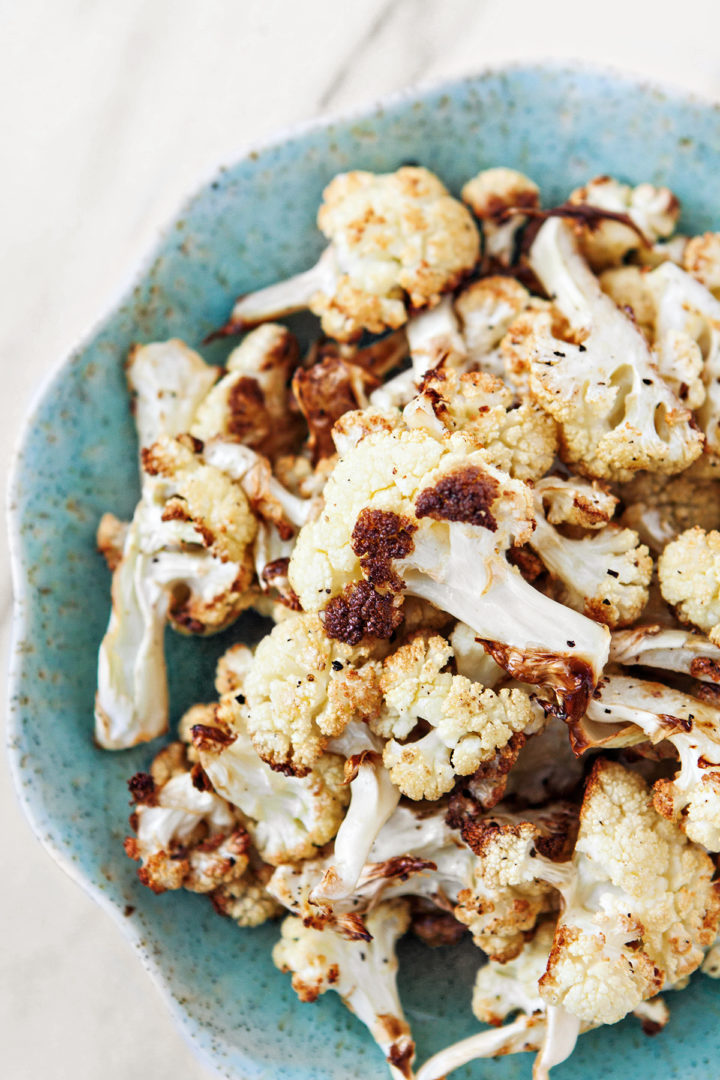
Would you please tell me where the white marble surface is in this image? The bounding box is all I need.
[3,3,720,1078]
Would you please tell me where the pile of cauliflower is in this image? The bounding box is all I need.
[95,164,720,1079]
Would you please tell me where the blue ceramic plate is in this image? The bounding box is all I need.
[8,63,720,1080]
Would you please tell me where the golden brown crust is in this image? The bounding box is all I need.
[322,581,404,644]
[415,466,501,530]
[350,509,417,589]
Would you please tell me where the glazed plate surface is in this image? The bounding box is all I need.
[8,64,720,1079]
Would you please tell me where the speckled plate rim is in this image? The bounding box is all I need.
[7,59,720,1080]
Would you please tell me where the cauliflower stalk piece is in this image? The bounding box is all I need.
[95,370,256,750]
[273,901,416,1079]
[659,526,720,642]
[580,674,720,851]
[124,742,251,895]
[370,630,543,801]
[610,625,720,684]
[528,488,652,628]
[220,167,479,342]
[504,217,703,481]
[288,427,610,721]
[403,367,558,481]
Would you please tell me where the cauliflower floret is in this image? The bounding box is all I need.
[403,367,558,480]
[123,742,251,895]
[210,627,397,901]
[403,277,532,383]
[503,218,703,481]
[461,167,540,267]
[581,674,720,851]
[242,612,383,775]
[659,527,720,642]
[96,347,236,750]
[454,277,533,375]
[646,262,720,464]
[538,760,720,1024]
[600,261,716,415]
[288,427,610,721]
[683,232,720,297]
[567,175,679,270]
[528,493,652,628]
[220,166,479,343]
[210,871,283,928]
[620,470,720,553]
[141,436,256,567]
[273,900,415,1080]
[191,701,349,866]
[451,802,574,962]
[190,324,301,457]
[371,630,541,800]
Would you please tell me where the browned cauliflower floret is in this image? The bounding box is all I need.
[220,166,479,343]
[581,674,720,850]
[370,630,542,801]
[403,367,558,481]
[124,742,251,895]
[567,175,680,270]
[142,436,257,567]
[288,426,610,721]
[190,324,301,457]
[534,474,618,528]
[190,696,349,867]
[242,612,383,776]
[273,901,415,1079]
[450,803,575,962]
[658,526,720,642]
